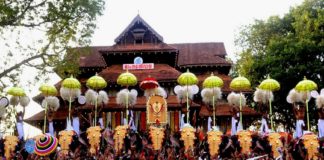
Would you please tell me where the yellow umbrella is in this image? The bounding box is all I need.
[203,73,224,88]
[230,76,251,91]
[86,74,107,126]
[295,76,317,131]
[117,70,137,87]
[86,74,107,90]
[230,76,251,127]
[258,75,280,131]
[177,69,198,124]
[7,87,26,97]
[117,70,137,123]
[177,69,198,86]
[39,84,57,97]
[62,75,81,89]
[39,84,58,133]
[202,73,223,126]
[61,75,81,122]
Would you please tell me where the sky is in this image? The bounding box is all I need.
[16,0,305,137]
[90,0,304,61]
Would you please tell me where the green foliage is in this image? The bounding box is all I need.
[0,0,105,91]
[235,0,324,129]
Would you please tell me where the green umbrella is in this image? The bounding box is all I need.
[117,70,137,87]
[203,73,224,88]
[202,73,223,127]
[117,70,137,123]
[7,87,26,97]
[86,74,107,90]
[295,76,317,131]
[177,69,198,86]
[39,84,58,133]
[62,75,81,89]
[61,75,81,122]
[39,84,57,97]
[258,75,280,131]
[230,76,251,91]
[86,74,107,126]
[230,76,251,127]
[177,69,198,124]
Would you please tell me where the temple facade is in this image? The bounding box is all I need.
[28,15,259,133]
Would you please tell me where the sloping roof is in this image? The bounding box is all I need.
[115,15,163,43]
[171,43,231,67]
[101,43,177,53]
[77,46,108,67]
[98,64,181,82]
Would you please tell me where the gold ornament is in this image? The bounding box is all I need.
[237,130,252,155]
[147,95,167,124]
[207,130,223,157]
[302,133,319,160]
[149,126,165,150]
[180,125,196,151]
[86,126,102,155]
[4,135,19,160]
[59,130,75,155]
[113,125,129,153]
[267,132,283,158]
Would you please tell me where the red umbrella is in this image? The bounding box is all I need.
[140,77,159,90]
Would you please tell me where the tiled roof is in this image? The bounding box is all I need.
[77,46,108,67]
[171,43,231,67]
[98,64,181,82]
[101,43,177,52]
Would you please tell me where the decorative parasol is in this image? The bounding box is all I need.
[140,76,159,90]
[258,75,280,131]
[60,75,81,122]
[202,73,223,127]
[177,69,198,124]
[39,84,57,97]
[117,70,137,123]
[7,87,26,97]
[295,76,317,130]
[117,70,137,87]
[86,74,107,126]
[62,76,81,89]
[34,134,58,156]
[86,73,107,90]
[39,84,58,133]
[230,76,251,127]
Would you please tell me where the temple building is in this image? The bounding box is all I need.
[27,15,259,133]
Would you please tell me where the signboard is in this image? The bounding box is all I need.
[123,63,154,70]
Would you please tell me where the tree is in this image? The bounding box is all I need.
[0,0,105,91]
[235,0,324,130]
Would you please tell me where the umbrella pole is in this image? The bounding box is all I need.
[306,99,310,131]
[239,92,242,127]
[213,95,216,127]
[187,86,189,124]
[126,89,129,124]
[269,94,273,131]
[95,96,98,126]
[43,101,47,133]
[69,96,72,122]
